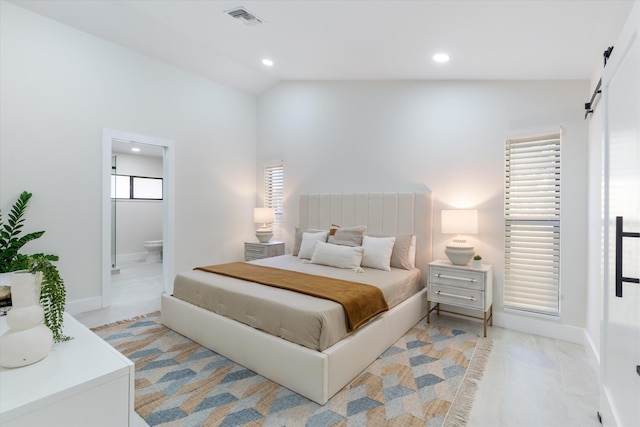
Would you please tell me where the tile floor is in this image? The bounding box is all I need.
[74,261,163,329]
[75,263,600,427]
[436,316,600,427]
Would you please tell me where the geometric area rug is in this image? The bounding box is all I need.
[92,313,492,427]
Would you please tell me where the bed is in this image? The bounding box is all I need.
[160,192,433,405]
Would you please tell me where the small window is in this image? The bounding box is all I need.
[264,163,284,241]
[111,175,130,199]
[504,132,561,316]
[111,174,163,200]
[132,177,163,199]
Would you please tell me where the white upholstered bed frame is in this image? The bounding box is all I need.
[160,192,433,404]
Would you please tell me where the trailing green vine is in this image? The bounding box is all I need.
[25,255,71,342]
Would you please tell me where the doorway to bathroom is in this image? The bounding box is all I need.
[102,129,174,311]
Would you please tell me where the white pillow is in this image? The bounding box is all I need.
[298,231,329,259]
[361,235,396,271]
[293,227,326,256]
[310,241,364,269]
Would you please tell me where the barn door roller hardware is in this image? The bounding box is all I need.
[584,46,614,119]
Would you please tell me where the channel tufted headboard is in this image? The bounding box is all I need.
[298,192,433,287]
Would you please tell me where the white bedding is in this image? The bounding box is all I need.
[172,254,421,351]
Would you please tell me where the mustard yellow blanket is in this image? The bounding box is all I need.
[195,262,389,332]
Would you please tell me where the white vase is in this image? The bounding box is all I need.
[473,260,483,269]
[0,271,53,368]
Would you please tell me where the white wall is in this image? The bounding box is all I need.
[113,153,163,260]
[258,80,589,339]
[0,3,257,310]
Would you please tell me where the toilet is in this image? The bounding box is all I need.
[143,240,163,263]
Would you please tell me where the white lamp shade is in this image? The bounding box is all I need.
[253,207,275,224]
[441,210,478,235]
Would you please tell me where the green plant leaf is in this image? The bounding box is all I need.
[1,192,70,342]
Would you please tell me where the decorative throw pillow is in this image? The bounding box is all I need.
[310,241,364,270]
[298,231,329,259]
[389,234,415,270]
[293,227,326,256]
[361,235,396,271]
[327,225,367,247]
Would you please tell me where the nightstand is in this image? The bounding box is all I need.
[427,259,493,337]
[244,242,285,261]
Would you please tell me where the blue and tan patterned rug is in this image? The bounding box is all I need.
[93,313,491,427]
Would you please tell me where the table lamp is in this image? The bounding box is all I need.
[441,209,478,265]
[254,207,275,243]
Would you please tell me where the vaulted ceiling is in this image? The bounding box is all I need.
[11,0,635,94]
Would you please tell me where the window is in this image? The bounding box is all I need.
[264,163,284,241]
[111,175,163,200]
[111,175,131,199]
[504,132,561,316]
[132,176,162,199]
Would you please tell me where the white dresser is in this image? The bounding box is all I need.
[0,313,134,427]
[244,241,285,261]
[427,259,493,336]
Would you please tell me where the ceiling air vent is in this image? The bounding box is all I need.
[225,7,263,25]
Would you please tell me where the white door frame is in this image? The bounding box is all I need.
[101,128,175,307]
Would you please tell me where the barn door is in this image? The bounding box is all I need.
[600,4,640,426]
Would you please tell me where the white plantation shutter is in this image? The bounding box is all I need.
[504,133,561,315]
[264,163,284,241]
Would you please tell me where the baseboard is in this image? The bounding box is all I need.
[493,311,584,343]
[114,252,146,264]
[66,296,102,316]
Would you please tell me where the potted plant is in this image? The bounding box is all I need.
[0,191,70,342]
[473,254,482,268]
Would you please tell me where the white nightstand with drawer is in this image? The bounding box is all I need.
[244,242,285,261]
[427,259,493,336]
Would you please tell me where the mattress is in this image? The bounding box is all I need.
[172,255,421,351]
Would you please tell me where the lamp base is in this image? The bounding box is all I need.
[445,241,474,266]
[256,230,273,243]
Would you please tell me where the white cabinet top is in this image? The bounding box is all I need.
[429,258,492,272]
[0,313,133,422]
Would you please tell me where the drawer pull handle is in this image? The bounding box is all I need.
[436,290,476,301]
[436,273,476,283]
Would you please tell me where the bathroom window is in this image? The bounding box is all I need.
[111,175,131,199]
[111,175,163,200]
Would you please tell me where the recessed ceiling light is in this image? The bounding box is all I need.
[131,147,141,152]
[262,58,274,67]
[433,53,450,63]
